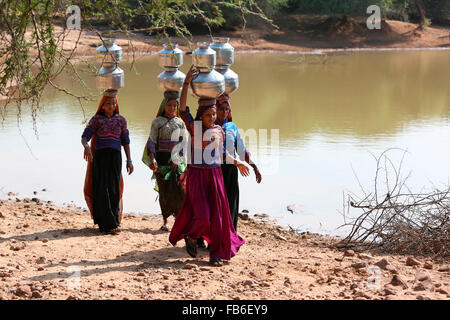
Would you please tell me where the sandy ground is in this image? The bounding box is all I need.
[0,198,448,300]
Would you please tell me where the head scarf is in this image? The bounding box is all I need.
[83,92,124,222]
[217,93,232,122]
[156,97,180,118]
[195,98,217,121]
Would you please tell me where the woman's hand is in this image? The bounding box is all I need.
[149,159,158,172]
[83,145,93,162]
[253,166,262,183]
[185,65,199,84]
[236,162,250,177]
[126,161,134,175]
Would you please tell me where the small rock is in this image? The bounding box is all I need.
[243,280,254,286]
[10,242,27,251]
[385,265,398,274]
[406,257,420,266]
[184,264,198,270]
[416,272,431,282]
[200,267,210,271]
[242,209,249,213]
[344,250,355,257]
[66,295,78,300]
[437,265,449,272]
[423,262,433,270]
[15,285,32,297]
[287,204,300,214]
[384,285,397,296]
[31,291,43,299]
[436,288,448,295]
[42,238,49,243]
[358,253,374,260]
[413,283,428,291]
[136,272,145,277]
[416,295,431,300]
[36,257,46,264]
[374,258,390,270]
[351,262,368,269]
[37,267,44,271]
[238,213,249,220]
[260,233,267,238]
[275,234,287,241]
[390,275,408,289]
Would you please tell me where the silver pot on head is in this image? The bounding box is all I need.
[190,69,225,99]
[157,68,186,93]
[210,37,234,69]
[158,43,183,69]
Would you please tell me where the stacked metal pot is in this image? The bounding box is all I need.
[190,42,225,99]
[96,39,124,90]
[157,43,186,94]
[210,37,238,95]
[156,38,238,99]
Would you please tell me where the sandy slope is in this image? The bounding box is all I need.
[0,198,448,300]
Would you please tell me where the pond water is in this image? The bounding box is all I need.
[1,49,449,235]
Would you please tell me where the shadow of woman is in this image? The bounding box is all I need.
[26,246,211,283]
[0,227,101,244]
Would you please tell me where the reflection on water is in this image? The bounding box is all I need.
[1,50,449,235]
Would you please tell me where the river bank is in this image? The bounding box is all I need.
[0,197,448,300]
[54,18,450,60]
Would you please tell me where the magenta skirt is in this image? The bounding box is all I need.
[169,166,245,260]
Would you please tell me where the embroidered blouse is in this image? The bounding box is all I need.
[146,115,187,155]
[82,113,130,151]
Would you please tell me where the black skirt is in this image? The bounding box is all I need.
[221,163,239,231]
[92,148,122,232]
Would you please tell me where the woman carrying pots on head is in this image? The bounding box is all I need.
[143,91,188,232]
[82,89,134,235]
[216,93,262,231]
[169,65,249,267]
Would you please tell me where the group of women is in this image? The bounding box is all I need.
[81,65,262,266]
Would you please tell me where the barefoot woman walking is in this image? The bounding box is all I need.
[169,66,249,266]
[82,90,134,234]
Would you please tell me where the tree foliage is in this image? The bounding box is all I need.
[0,0,272,126]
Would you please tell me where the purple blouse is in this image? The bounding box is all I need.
[82,113,130,151]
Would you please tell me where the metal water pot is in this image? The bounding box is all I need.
[190,69,225,99]
[216,67,238,95]
[96,39,123,68]
[210,37,234,68]
[158,43,183,69]
[157,68,186,93]
[193,42,216,72]
[96,66,124,90]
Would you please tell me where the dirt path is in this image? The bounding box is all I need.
[0,198,448,300]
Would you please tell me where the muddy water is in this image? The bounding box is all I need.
[1,50,449,235]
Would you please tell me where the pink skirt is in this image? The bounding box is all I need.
[169,166,245,260]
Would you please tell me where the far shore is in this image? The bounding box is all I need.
[51,19,449,61]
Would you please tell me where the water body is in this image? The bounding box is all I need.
[1,50,449,236]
